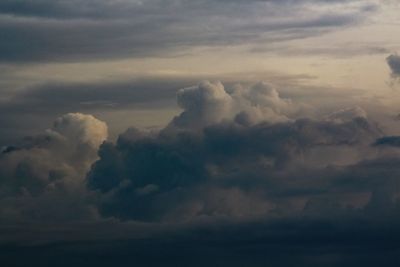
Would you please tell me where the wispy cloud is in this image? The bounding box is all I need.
[0,0,378,62]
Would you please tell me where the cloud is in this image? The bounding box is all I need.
[325,106,367,123]
[0,0,378,62]
[373,136,400,147]
[2,79,400,265]
[170,81,301,129]
[0,113,107,222]
[84,81,384,222]
[387,54,400,79]
[51,113,108,151]
[0,80,396,228]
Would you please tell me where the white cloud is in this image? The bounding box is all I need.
[170,81,301,129]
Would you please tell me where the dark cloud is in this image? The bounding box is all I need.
[0,0,377,62]
[373,136,400,147]
[387,54,400,79]
[0,80,394,226]
[87,114,384,221]
[3,79,400,265]
[83,81,382,222]
[0,0,369,20]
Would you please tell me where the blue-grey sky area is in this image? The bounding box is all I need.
[2,1,400,266]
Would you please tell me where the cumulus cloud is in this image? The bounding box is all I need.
[87,115,382,221]
[1,79,400,267]
[0,113,107,222]
[1,81,397,229]
[170,81,301,129]
[83,81,388,223]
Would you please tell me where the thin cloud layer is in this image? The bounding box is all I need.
[0,0,378,62]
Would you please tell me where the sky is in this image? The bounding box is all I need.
[2,0,400,266]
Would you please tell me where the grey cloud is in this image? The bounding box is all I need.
[5,78,187,112]
[373,136,400,147]
[86,116,400,223]
[0,77,190,146]
[2,80,400,266]
[0,113,107,222]
[251,43,390,57]
[86,81,382,222]
[387,54,400,79]
[0,0,377,62]
[0,0,369,20]
[1,79,400,267]
[0,80,388,224]
[0,73,367,146]
[325,106,367,123]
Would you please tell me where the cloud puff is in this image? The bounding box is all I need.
[0,113,107,222]
[387,54,400,79]
[51,113,108,155]
[170,81,299,129]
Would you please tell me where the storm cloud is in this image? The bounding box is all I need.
[83,81,390,223]
[1,78,400,265]
[1,0,400,265]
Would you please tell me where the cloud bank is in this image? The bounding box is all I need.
[2,80,400,265]
[85,81,386,223]
[1,80,393,225]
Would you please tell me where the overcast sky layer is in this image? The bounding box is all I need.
[2,0,400,266]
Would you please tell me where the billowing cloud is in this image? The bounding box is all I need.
[0,113,107,222]
[170,81,303,129]
[2,81,398,228]
[1,79,400,265]
[84,81,385,222]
